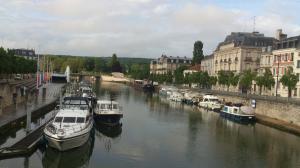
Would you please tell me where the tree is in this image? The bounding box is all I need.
[255,75,265,95]
[209,76,218,87]
[239,70,256,94]
[192,41,204,64]
[264,68,275,91]
[84,57,95,71]
[280,67,299,98]
[174,66,188,84]
[230,73,240,89]
[109,53,122,72]
[217,70,228,90]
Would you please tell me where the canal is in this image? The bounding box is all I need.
[0,82,300,167]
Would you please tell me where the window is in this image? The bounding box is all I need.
[297,60,300,68]
[294,88,297,97]
[100,104,106,109]
[76,117,85,123]
[113,104,118,109]
[63,117,76,123]
[291,53,294,61]
[54,117,63,123]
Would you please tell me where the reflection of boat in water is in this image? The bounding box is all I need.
[94,122,122,138]
[42,129,95,168]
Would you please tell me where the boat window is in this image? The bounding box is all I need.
[100,104,106,109]
[108,104,112,109]
[234,109,238,113]
[113,104,118,109]
[76,117,85,123]
[54,117,63,123]
[63,117,76,123]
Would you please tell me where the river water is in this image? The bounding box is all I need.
[0,82,300,168]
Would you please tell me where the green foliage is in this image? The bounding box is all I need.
[174,66,188,84]
[239,70,256,93]
[0,47,36,75]
[264,68,275,90]
[280,67,299,97]
[109,53,122,72]
[209,76,218,86]
[217,70,228,87]
[192,41,204,64]
[129,64,149,79]
[255,75,265,95]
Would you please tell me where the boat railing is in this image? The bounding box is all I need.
[46,119,92,136]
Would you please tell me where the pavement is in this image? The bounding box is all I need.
[0,83,65,128]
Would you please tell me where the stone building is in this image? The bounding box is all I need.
[213,32,275,75]
[272,33,300,97]
[201,55,214,75]
[150,55,192,75]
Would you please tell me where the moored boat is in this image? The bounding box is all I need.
[94,100,123,125]
[220,103,255,123]
[198,94,223,111]
[44,97,93,151]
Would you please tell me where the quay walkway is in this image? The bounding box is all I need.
[0,83,65,159]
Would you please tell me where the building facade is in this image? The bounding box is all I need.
[8,48,37,60]
[213,32,275,75]
[150,55,192,75]
[201,55,214,75]
[272,35,300,97]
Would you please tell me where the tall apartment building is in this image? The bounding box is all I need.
[201,55,214,75]
[8,48,37,60]
[213,32,275,75]
[272,32,300,97]
[150,55,192,74]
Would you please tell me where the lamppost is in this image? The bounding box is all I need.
[275,55,280,97]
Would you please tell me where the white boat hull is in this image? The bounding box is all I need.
[45,132,90,151]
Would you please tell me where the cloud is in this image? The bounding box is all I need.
[0,0,299,58]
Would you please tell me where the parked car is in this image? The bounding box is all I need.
[15,74,22,80]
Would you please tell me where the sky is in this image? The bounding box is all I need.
[0,0,300,58]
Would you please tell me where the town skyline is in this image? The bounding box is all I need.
[1,0,300,58]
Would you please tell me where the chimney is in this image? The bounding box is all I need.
[276,29,287,41]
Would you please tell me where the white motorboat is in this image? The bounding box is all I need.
[94,100,123,125]
[44,97,93,151]
[198,94,223,110]
[220,103,255,123]
[169,91,184,102]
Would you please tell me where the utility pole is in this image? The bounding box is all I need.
[275,55,279,97]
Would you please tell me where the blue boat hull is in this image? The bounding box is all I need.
[220,111,255,123]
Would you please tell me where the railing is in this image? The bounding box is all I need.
[46,119,92,136]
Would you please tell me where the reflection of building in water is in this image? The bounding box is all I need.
[42,131,95,168]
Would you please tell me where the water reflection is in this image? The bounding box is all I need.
[41,129,95,168]
[94,122,122,139]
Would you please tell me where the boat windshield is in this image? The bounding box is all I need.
[63,117,76,123]
[76,117,85,123]
[210,99,219,102]
[99,103,118,110]
[54,117,63,123]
